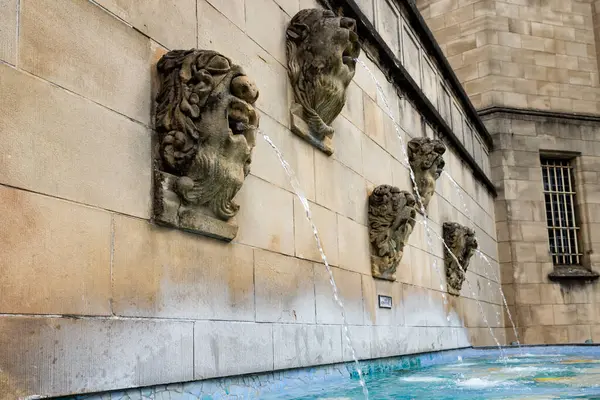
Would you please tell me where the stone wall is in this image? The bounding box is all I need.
[417,0,600,114]
[0,0,500,397]
[484,110,600,344]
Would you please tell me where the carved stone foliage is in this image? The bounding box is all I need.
[286,9,360,155]
[368,185,417,281]
[407,138,446,211]
[153,49,259,241]
[443,222,478,296]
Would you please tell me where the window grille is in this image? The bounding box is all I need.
[541,158,582,265]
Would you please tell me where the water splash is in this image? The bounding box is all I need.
[260,131,369,399]
[356,59,505,357]
[441,171,521,349]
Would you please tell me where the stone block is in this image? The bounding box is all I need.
[371,325,405,357]
[362,277,403,326]
[273,324,342,369]
[332,115,364,174]
[498,32,522,48]
[0,63,151,218]
[112,215,255,320]
[343,325,372,361]
[337,215,371,275]
[315,156,368,224]
[235,175,295,256]
[341,81,365,132]
[530,304,554,325]
[566,41,588,57]
[531,22,554,38]
[521,35,546,52]
[245,0,288,65]
[251,114,315,201]
[403,28,422,85]
[294,198,339,265]
[515,284,541,304]
[554,304,578,325]
[197,0,289,127]
[194,321,273,379]
[0,0,16,64]
[568,325,592,343]
[0,317,193,398]
[314,265,364,325]
[376,0,400,54]
[362,135,394,186]
[96,0,196,49]
[274,0,299,16]
[19,0,152,124]
[540,283,565,304]
[430,0,458,18]
[410,247,433,289]
[255,249,315,323]
[0,186,111,315]
[356,0,374,21]
[363,94,386,148]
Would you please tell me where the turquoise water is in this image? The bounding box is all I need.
[265,348,600,400]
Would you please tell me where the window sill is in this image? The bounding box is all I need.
[548,266,600,282]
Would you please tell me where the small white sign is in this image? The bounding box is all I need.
[378,295,392,309]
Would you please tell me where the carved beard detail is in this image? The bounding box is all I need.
[368,185,417,281]
[175,147,246,220]
[407,138,446,211]
[443,222,478,296]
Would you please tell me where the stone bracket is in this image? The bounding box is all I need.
[153,170,238,241]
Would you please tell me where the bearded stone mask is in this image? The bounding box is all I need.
[286,9,360,155]
[443,222,478,296]
[153,49,259,241]
[368,185,417,281]
[407,137,446,212]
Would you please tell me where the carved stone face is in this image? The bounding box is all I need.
[153,49,259,240]
[286,9,360,153]
[407,138,446,211]
[368,185,417,281]
[443,222,478,296]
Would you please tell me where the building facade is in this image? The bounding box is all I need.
[0,0,502,397]
[418,0,600,344]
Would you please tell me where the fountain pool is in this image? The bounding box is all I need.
[261,346,600,400]
[71,346,600,399]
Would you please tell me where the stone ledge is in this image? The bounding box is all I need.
[548,266,600,282]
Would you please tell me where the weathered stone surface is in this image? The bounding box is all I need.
[0,186,111,315]
[235,175,295,255]
[337,215,371,275]
[95,0,196,49]
[368,185,417,281]
[273,324,342,369]
[286,9,360,154]
[19,0,152,124]
[443,222,478,296]
[194,321,273,379]
[408,137,446,211]
[314,265,363,325]
[0,0,16,64]
[0,317,193,398]
[294,197,339,265]
[112,216,255,320]
[153,49,259,241]
[0,63,151,218]
[254,250,316,323]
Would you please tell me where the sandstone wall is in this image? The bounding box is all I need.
[418,0,600,114]
[0,0,500,397]
[485,111,600,344]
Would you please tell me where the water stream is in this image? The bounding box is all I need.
[260,131,370,399]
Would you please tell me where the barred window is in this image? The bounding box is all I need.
[541,158,582,265]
